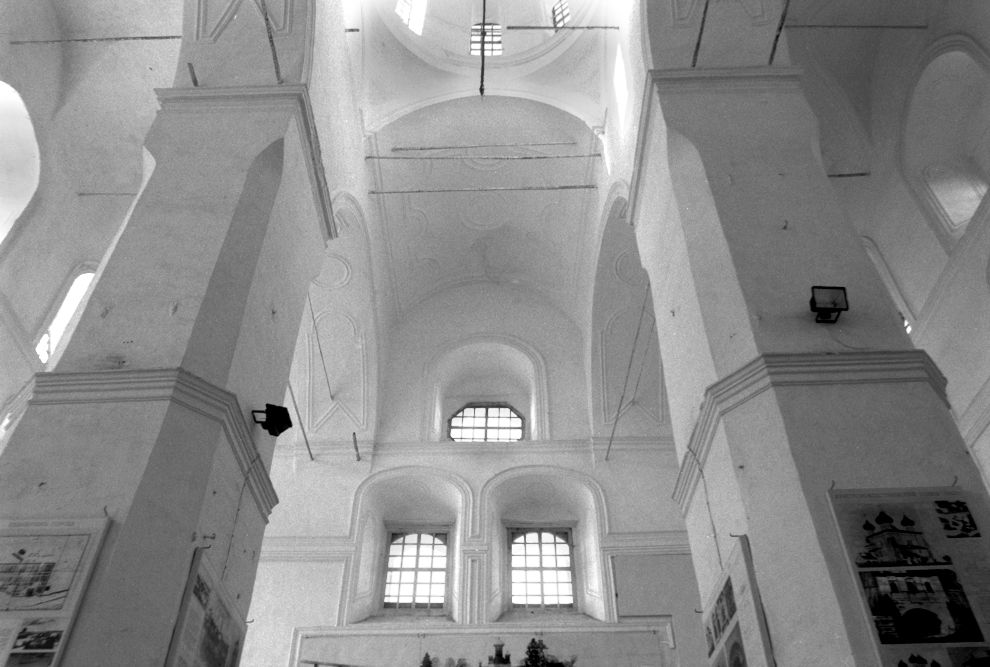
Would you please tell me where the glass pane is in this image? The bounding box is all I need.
[511,570,526,582]
[511,555,525,568]
[542,555,557,568]
[526,556,540,568]
[526,570,541,582]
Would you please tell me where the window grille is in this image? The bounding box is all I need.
[509,529,574,609]
[384,532,448,609]
[449,404,523,442]
[471,23,503,56]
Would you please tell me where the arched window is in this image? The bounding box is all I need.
[395,0,427,35]
[903,44,990,246]
[449,404,523,442]
[0,81,41,247]
[383,531,449,611]
[509,529,574,609]
[35,271,95,364]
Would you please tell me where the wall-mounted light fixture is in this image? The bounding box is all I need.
[810,286,848,324]
[252,404,293,436]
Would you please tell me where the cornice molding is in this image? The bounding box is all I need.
[29,368,279,521]
[295,617,675,640]
[672,351,948,511]
[602,531,691,556]
[260,536,355,562]
[155,84,336,244]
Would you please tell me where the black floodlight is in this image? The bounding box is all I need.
[810,286,849,324]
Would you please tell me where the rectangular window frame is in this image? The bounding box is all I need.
[506,524,577,611]
[381,524,452,616]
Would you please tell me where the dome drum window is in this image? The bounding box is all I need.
[470,23,503,56]
[449,404,523,442]
[551,1,571,31]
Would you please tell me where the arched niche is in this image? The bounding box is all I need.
[904,38,990,248]
[0,81,40,248]
[590,185,665,440]
[479,466,611,623]
[348,467,472,623]
[427,336,549,442]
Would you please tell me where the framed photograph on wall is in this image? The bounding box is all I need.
[702,535,776,667]
[165,548,245,667]
[0,516,109,667]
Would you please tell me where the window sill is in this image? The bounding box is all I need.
[361,613,455,625]
[495,609,591,624]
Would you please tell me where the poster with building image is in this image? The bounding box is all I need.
[831,487,990,665]
[164,548,244,667]
[0,517,108,667]
[702,536,776,667]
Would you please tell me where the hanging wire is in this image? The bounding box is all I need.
[604,284,652,461]
[684,445,723,569]
[307,292,335,402]
[288,383,315,461]
[628,316,657,407]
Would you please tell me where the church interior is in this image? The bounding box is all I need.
[3,1,990,665]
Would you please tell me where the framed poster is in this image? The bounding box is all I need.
[0,517,109,667]
[165,548,245,667]
[831,487,990,666]
[702,536,776,667]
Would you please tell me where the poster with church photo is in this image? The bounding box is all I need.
[702,536,776,667]
[831,487,990,665]
[164,548,244,667]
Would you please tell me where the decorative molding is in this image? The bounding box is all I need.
[196,0,292,42]
[476,466,610,542]
[28,368,279,521]
[374,439,595,459]
[156,85,336,244]
[672,351,949,511]
[349,466,474,543]
[591,435,677,454]
[259,536,355,562]
[313,253,352,290]
[309,311,367,430]
[602,531,691,556]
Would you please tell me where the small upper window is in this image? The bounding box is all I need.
[383,532,448,611]
[510,529,574,609]
[395,0,427,36]
[470,23,503,56]
[449,404,523,442]
[552,0,571,31]
[36,271,95,364]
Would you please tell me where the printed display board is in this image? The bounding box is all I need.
[831,487,990,666]
[165,548,245,667]
[0,517,108,667]
[702,536,776,667]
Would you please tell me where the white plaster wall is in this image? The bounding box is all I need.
[378,283,586,443]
